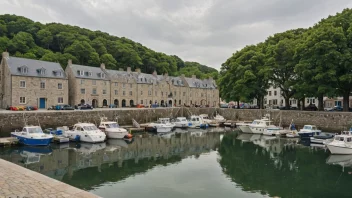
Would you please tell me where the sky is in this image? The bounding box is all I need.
[0,0,352,70]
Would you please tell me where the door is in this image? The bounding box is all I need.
[39,98,46,109]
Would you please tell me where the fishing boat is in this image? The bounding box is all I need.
[199,114,212,124]
[146,118,175,133]
[298,125,321,138]
[213,113,226,123]
[248,118,281,134]
[326,131,352,154]
[11,126,53,146]
[172,117,190,128]
[98,117,132,139]
[44,127,70,143]
[189,115,209,129]
[63,123,106,143]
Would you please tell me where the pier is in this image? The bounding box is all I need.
[0,159,100,198]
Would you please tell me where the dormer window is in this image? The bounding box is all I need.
[37,68,46,76]
[144,78,147,82]
[18,66,28,74]
[53,70,62,77]
[101,73,105,79]
[88,71,92,77]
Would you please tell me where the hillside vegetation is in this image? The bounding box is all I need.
[0,14,218,79]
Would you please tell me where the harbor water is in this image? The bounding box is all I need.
[0,129,351,198]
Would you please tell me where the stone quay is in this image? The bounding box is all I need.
[0,107,351,135]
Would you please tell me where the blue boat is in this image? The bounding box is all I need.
[11,126,53,146]
[298,125,321,138]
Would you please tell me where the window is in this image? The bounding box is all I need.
[104,81,107,86]
[161,92,163,96]
[155,91,157,96]
[20,80,26,88]
[115,90,118,95]
[183,92,186,96]
[114,82,118,86]
[19,97,26,104]
[123,91,126,96]
[81,79,85,84]
[20,67,28,74]
[88,72,92,76]
[269,91,272,96]
[58,83,62,89]
[274,91,277,96]
[40,81,45,89]
[130,84,132,88]
[92,80,96,85]
[148,90,151,96]
[130,91,132,96]
[313,99,315,104]
[201,93,204,97]
[273,99,278,105]
[141,100,143,104]
[58,97,63,104]
[81,88,85,94]
[141,91,143,95]
[92,88,97,95]
[101,73,105,78]
[103,90,107,95]
[123,83,125,88]
[79,70,84,76]
[40,69,46,75]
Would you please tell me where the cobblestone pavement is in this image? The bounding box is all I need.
[0,159,100,198]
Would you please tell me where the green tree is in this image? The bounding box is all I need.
[37,29,53,49]
[8,31,35,53]
[100,53,117,69]
[91,37,107,55]
[64,40,96,65]
[0,36,10,52]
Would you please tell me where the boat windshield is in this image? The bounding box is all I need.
[334,136,344,141]
[25,127,43,134]
[106,123,119,128]
[83,125,98,131]
[303,126,312,130]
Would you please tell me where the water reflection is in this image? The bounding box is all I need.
[220,132,352,198]
[0,131,221,191]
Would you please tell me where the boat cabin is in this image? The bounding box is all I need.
[302,125,318,131]
[175,117,188,122]
[21,126,44,134]
[200,114,210,120]
[251,120,272,126]
[190,115,203,122]
[73,123,99,132]
[341,131,352,136]
[158,118,171,124]
[99,121,119,129]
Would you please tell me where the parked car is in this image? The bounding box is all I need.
[220,104,228,108]
[75,104,93,110]
[304,104,318,111]
[136,104,145,108]
[60,105,74,110]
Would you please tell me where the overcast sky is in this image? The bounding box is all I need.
[1,0,352,70]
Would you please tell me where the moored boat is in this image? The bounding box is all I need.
[249,117,281,134]
[63,123,106,143]
[189,115,209,129]
[326,131,352,154]
[298,125,321,138]
[237,122,253,133]
[172,117,190,128]
[146,118,175,133]
[310,132,335,144]
[11,126,53,146]
[98,117,131,139]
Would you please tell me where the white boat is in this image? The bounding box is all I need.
[237,122,253,133]
[63,123,106,143]
[147,118,175,133]
[189,115,209,128]
[11,126,53,146]
[213,113,226,123]
[98,117,131,139]
[199,114,212,124]
[298,125,321,138]
[326,131,352,154]
[172,117,190,128]
[263,127,283,136]
[248,118,282,134]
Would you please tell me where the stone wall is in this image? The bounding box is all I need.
[1,108,352,136]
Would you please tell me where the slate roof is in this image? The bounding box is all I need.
[7,56,66,79]
[169,76,185,87]
[70,64,108,80]
[105,69,138,81]
[184,77,216,89]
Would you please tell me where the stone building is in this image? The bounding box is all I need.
[0,52,68,109]
[65,61,110,107]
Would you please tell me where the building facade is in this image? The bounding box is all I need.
[0,52,68,109]
[65,59,219,108]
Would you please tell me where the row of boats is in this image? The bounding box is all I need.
[237,115,352,155]
[10,114,227,146]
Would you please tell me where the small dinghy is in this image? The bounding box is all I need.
[310,132,335,144]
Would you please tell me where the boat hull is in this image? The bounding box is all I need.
[239,125,252,133]
[11,134,52,146]
[249,127,265,134]
[173,123,189,128]
[106,131,129,139]
[64,132,106,143]
[310,137,325,144]
[298,132,314,138]
[327,144,352,154]
[156,127,173,133]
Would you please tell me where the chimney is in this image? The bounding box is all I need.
[192,75,196,79]
[135,68,141,73]
[100,63,106,70]
[127,67,131,73]
[2,52,9,59]
[119,68,123,71]
[152,70,157,77]
[68,59,72,66]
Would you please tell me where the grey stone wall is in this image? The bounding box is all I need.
[1,108,351,136]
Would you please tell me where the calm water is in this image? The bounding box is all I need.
[0,130,351,198]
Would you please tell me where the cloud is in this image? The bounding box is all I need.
[0,0,351,69]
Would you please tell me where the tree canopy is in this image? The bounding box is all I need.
[219,8,352,111]
[0,14,218,79]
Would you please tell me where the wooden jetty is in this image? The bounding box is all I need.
[0,137,19,147]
